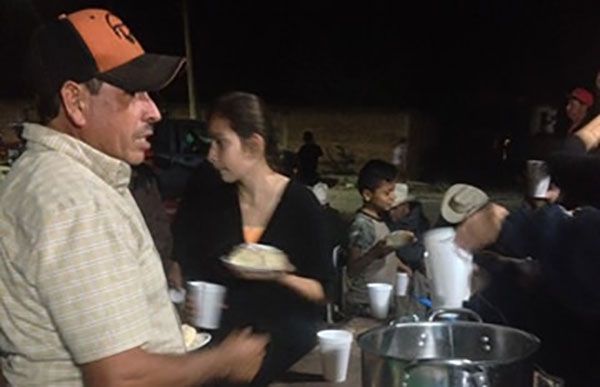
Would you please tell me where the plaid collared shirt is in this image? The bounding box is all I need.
[0,123,185,386]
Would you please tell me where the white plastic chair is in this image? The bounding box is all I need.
[326,245,344,324]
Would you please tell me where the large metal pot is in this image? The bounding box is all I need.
[357,309,540,387]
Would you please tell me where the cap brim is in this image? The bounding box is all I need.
[97,53,185,92]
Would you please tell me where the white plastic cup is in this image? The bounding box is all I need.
[526,160,550,198]
[187,281,226,329]
[367,283,393,319]
[317,329,353,382]
[395,272,410,296]
[423,227,473,309]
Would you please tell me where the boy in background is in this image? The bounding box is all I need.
[345,160,412,315]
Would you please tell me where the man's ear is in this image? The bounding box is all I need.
[59,81,87,127]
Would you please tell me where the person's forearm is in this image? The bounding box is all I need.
[82,347,230,387]
[395,258,413,276]
[277,274,326,303]
[347,246,381,277]
[575,114,600,150]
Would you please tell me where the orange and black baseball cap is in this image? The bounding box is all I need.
[27,8,185,96]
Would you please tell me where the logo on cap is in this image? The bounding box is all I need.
[106,13,137,45]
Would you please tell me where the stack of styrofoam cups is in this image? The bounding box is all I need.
[423,227,473,309]
[395,272,409,296]
[367,283,393,319]
[187,281,227,329]
[317,329,353,382]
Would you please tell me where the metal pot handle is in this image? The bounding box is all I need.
[428,308,483,323]
[404,359,489,387]
[389,313,420,326]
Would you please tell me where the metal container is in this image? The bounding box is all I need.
[357,309,540,387]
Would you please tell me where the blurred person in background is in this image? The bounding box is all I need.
[565,87,594,135]
[296,130,323,185]
[129,151,179,282]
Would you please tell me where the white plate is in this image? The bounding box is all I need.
[221,243,295,273]
[386,230,415,248]
[188,332,212,351]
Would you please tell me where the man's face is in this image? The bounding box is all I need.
[81,82,161,165]
[566,98,588,123]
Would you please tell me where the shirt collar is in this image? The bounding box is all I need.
[22,123,132,191]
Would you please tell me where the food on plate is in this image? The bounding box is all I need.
[385,230,415,248]
[182,324,198,349]
[182,324,212,351]
[226,244,295,272]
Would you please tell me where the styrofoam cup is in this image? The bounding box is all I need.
[423,227,473,309]
[526,160,550,198]
[187,281,226,329]
[395,272,410,296]
[367,283,393,319]
[317,329,353,382]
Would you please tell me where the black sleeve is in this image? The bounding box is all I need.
[171,165,208,265]
[171,163,234,283]
[548,136,600,208]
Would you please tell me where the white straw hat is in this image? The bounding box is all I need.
[392,183,415,207]
[440,184,489,224]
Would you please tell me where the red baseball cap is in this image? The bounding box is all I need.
[569,87,594,107]
[27,8,185,96]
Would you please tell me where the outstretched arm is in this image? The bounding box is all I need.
[276,274,326,303]
[346,240,395,277]
[81,329,268,387]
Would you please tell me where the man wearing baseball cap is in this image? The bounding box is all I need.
[566,87,594,135]
[0,8,267,386]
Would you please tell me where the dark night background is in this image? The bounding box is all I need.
[2,0,600,183]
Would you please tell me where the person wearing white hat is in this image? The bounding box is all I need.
[440,183,489,224]
[454,194,600,385]
[385,183,431,317]
[386,183,429,271]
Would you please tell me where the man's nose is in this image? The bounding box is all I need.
[144,93,162,124]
